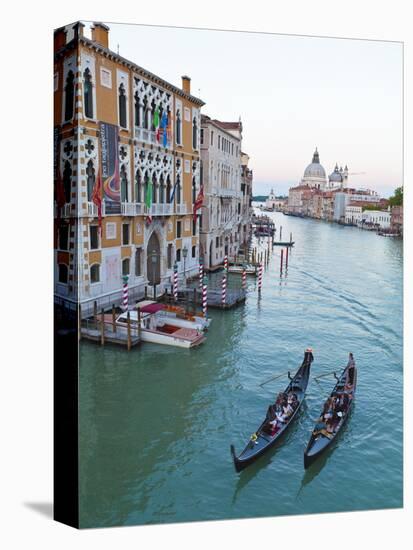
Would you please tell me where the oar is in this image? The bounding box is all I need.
[259,370,290,387]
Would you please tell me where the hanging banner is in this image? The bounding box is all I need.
[99,122,120,214]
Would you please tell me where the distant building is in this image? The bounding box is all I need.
[360,209,391,230]
[301,148,327,190]
[265,188,287,210]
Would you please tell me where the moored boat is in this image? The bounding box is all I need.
[116,307,206,349]
[303,353,357,469]
[136,300,211,331]
[227,263,257,275]
[230,349,314,472]
[273,241,295,247]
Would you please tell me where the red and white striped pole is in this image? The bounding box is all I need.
[258,262,263,293]
[242,267,247,290]
[222,272,227,306]
[199,259,204,292]
[202,276,208,317]
[122,275,129,310]
[224,254,228,272]
[173,263,178,302]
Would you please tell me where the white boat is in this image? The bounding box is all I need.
[116,309,205,349]
[135,300,211,331]
[228,263,257,275]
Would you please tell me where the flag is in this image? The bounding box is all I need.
[153,106,160,129]
[55,168,66,213]
[162,113,168,147]
[166,113,172,145]
[193,183,204,222]
[92,169,103,235]
[145,177,153,223]
[170,179,178,202]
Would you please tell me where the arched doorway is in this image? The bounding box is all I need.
[147,231,161,286]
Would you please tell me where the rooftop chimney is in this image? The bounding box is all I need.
[91,22,110,49]
[181,75,191,95]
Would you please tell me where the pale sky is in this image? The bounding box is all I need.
[83,22,403,197]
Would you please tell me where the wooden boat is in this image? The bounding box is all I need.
[136,300,211,330]
[230,349,314,472]
[378,231,399,237]
[303,354,357,469]
[116,309,205,348]
[273,241,295,247]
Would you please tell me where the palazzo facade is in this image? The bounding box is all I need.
[54,22,204,312]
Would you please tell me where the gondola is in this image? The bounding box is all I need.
[303,353,357,469]
[230,349,314,472]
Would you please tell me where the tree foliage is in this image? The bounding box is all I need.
[388,186,403,207]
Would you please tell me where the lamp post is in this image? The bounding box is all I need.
[150,249,159,299]
[182,245,188,285]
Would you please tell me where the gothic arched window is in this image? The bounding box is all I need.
[159,174,165,204]
[90,264,100,283]
[152,175,157,204]
[143,98,149,129]
[135,170,142,203]
[120,164,128,202]
[176,177,181,204]
[166,176,171,204]
[192,177,196,204]
[118,83,127,129]
[192,117,198,150]
[58,264,68,284]
[64,71,75,122]
[83,68,93,119]
[86,160,95,201]
[176,110,181,145]
[134,92,141,127]
[63,161,72,203]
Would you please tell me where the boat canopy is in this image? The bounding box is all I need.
[139,303,166,314]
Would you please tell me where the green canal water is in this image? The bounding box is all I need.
[79,211,403,528]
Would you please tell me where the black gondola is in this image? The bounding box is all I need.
[303,353,357,469]
[230,349,314,472]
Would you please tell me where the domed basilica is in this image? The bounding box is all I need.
[301,148,348,191]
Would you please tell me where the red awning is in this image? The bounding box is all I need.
[139,303,166,314]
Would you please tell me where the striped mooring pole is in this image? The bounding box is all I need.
[222,272,227,305]
[202,276,208,317]
[258,262,263,293]
[199,259,204,292]
[224,254,228,272]
[242,267,247,290]
[173,263,178,302]
[122,275,129,310]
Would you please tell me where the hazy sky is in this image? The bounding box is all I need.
[83,22,403,197]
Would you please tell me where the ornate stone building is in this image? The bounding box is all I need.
[199,115,252,269]
[54,22,204,312]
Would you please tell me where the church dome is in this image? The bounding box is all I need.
[329,163,343,183]
[303,148,326,179]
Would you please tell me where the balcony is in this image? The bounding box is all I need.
[54,202,73,218]
[212,187,242,199]
[135,126,171,149]
[175,202,189,215]
[121,201,137,216]
[144,203,174,216]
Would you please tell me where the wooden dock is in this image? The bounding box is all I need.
[80,314,141,349]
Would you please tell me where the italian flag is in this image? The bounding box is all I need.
[145,177,153,224]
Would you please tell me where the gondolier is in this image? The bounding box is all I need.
[230,349,313,472]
